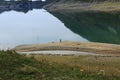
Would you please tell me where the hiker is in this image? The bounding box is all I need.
[60,39,62,43]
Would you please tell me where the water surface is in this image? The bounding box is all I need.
[51,11,120,44]
[0,8,87,49]
[0,1,120,49]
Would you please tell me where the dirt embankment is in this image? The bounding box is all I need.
[44,0,120,12]
[14,41,120,54]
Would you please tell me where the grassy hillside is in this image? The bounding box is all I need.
[0,50,119,80]
[45,0,120,12]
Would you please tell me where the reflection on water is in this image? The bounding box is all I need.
[51,11,120,44]
[0,1,87,49]
[0,1,45,13]
[1,1,120,49]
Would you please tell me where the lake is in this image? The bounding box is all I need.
[0,1,87,49]
[0,1,120,49]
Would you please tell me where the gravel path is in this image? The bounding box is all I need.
[19,50,98,56]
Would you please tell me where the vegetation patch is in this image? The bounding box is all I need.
[0,50,119,80]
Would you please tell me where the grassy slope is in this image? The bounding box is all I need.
[28,54,120,78]
[0,50,119,80]
[45,0,120,12]
[14,41,120,54]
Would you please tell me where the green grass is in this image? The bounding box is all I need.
[0,50,119,80]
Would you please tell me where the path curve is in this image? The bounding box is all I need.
[19,50,98,56]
